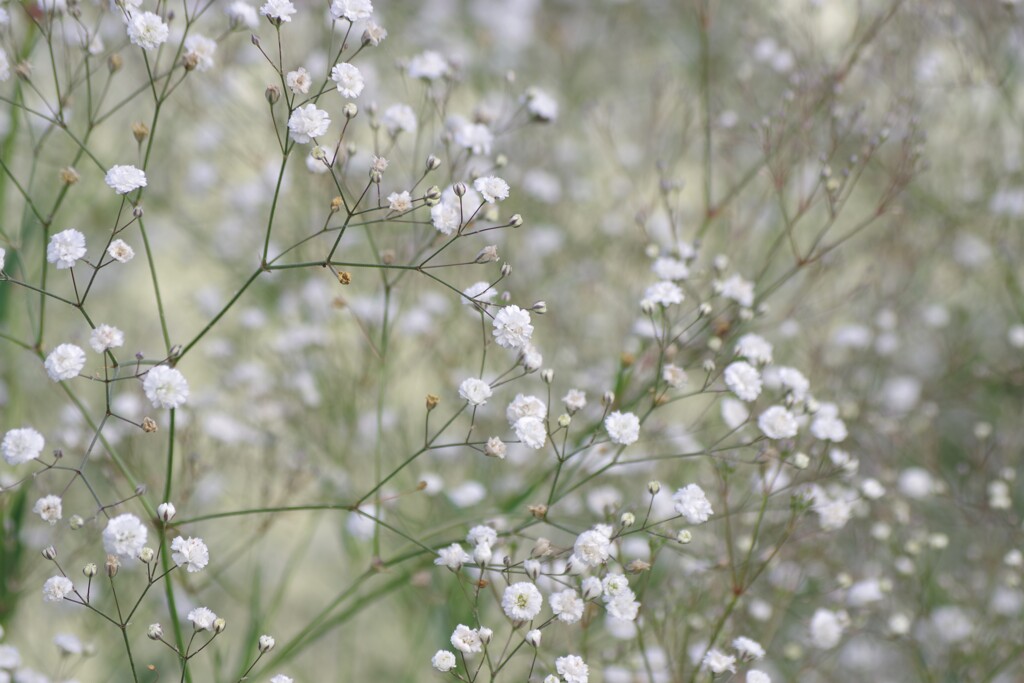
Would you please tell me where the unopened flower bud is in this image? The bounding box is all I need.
[532,537,551,557]
[142,417,158,433]
[530,300,546,314]
[557,413,571,428]
[426,155,441,171]
[343,102,358,119]
[495,153,508,168]
[677,530,693,544]
[138,547,155,563]
[541,369,554,384]
[648,480,661,495]
[500,263,512,277]
[258,634,276,653]
[148,623,163,640]
[157,502,176,523]
[265,85,280,105]
[132,206,144,219]
[525,629,541,647]
[509,213,524,228]
[425,394,440,411]
[698,302,712,317]
[83,563,97,577]
[331,196,343,213]
[524,559,541,580]
[702,359,716,373]
[106,554,120,577]
[59,167,80,185]
[602,391,615,407]
[42,546,57,560]
[425,185,441,202]
[528,504,548,521]
[108,53,123,73]
[478,627,493,644]
[369,169,382,184]
[620,512,636,527]
[453,182,467,197]
[475,245,499,263]
[213,618,227,633]
[792,452,810,469]
[69,514,84,530]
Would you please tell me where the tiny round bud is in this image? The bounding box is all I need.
[426,155,441,171]
[707,336,722,352]
[530,300,546,314]
[509,213,524,228]
[69,514,84,530]
[541,369,554,384]
[698,302,712,317]
[425,185,442,201]
[213,618,227,634]
[702,359,716,373]
[524,559,541,580]
[42,546,57,560]
[138,547,155,563]
[478,627,493,644]
[59,167,80,185]
[640,299,656,315]
[83,563,98,577]
[532,537,551,556]
[495,153,508,168]
[331,196,343,213]
[157,502,176,523]
[557,413,571,428]
[250,34,260,46]
[425,394,440,411]
[602,391,615,407]
[485,437,506,459]
[648,480,661,495]
[500,263,512,277]
[132,206,144,219]
[620,512,636,527]
[369,169,382,184]
[792,452,810,469]
[453,182,467,197]
[265,85,280,105]
[258,634,276,654]
[106,554,120,578]
[528,504,548,521]
[677,530,693,544]
[108,53,123,73]
[343,102,358,119]
[147,624,163,640]
[525,629,541,647]
[141,417,158,433]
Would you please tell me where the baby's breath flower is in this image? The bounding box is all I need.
[107,239,134,263]
[43,576,74,602]
[604,411,640,445]
[45,344,86,381]
[555,654,589,683]
[32,495,62,525]
[47,229,86,269]
[89,324,124,353]
[287,104,330,144]
[502,582,543,622]
[492,306,533,349]
[2,427,45,465]
[331,63,364,98]
[260,0,295,23]
[187,607,218,631]
[126,12,169,51]
[431,650,457,672]
[474,176,510,203]
[459,378,492,406]
[170,536,210,573]
[758,405,799,440]
[673,484,713,524]
[144,365,189,409]
[103,513,148,561]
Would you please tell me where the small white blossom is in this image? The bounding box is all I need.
[33,495,62,525]
[459,378,492,406]
[89,324,124,353]
[550,589,584,623]
[457,123,494,156]
[127,12,169,50]
[171,536,210,573]
[758,405,799,439]
[673,484,714,524]
[724,361,762,402]
[735,334,773,364]
[45,343,86,381]
[492,306,533,349]
[187,607,217,631]
[604,411,640,445]
[184,34,216,72]
[473,176,510,203]
[331,63,364,98]
[732,636,765,661]
[642,281,684,307]
[435,543,471,570]
[330,0,372,21]
[809,608,846,649]
[555,654,589,683]
[450,624,483,654]
[407,50,448,80]
[572,528,611,568]
[502,582,543,622]
[107,239,135,263]
[260,0,295,22]
[431,650,457,672]
[286,68,311,95]
[103,513,148,561]
[47,229,86,269]
[3,427,45,465]
[288,104,331,144]
[144,365,190,409]
[226,1,259,29]
[43,576,74,602]
[381,104,416,135]
[387,190,412,213]
[514,416,547,449]
[702,648,737,674]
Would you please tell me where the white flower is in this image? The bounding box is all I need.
[43,576,74,602]
[506,394,546,424]
[362,20,387,46]
[157,502,176,522]
[811,406,848,442]
[269,676,293,683]
[775,366,810,400]
[105,165,147,194]
[673,484,713,524]
[604,411,640,445]
[184,34,216,72]
[758,405,799,439]
[519,343,543,371]
[331,0,372,21]
[642,281,684,307]
[662,364,687,388]
[652,256,689,280]
[524,87,558,122]
[144,365,190,409]
[724,361,762,402]
[450,624,483,654]
[555,654,589,683]
[561,389,586,413]
[0,48,10,82]
[0,246,5,271]
[502,582,543,622]
[473,176,509,203]
[381,104,416,135]
[720,273,755,307]
[485,436,506,459]
[89,324,124,353]
[407,50,448,80]
[33,495,62,525]
[226,1,259,28]
[171,536,209,573]
[550,589,584,623]
[430,200,461,235]
[45,343,86,381]
[288,104,330,143]
[809,608,846,649]
[492,306,533,349]
[260,0,295,22]
[457,123,494,156]
[107,239,135,263]
[2,427,45,465]
[466,525,498,547]
[435,543,471,570]
[103,513,148,561]
[514,417,547,449]
[735,334,773,365]
[431,650,457,672]
[331,63,364,98]
[606,592,640,620]
[702,648,737,674]
[732,636,765,660]
[721,397,750,429]
[47,229,86,269]
[127,12,169,50]
[747,671,771,683]
[387,190,412,213]
[187,607,217,631]
[285,68,311,95]
[459,378,492,406]
[572,528,611,568]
